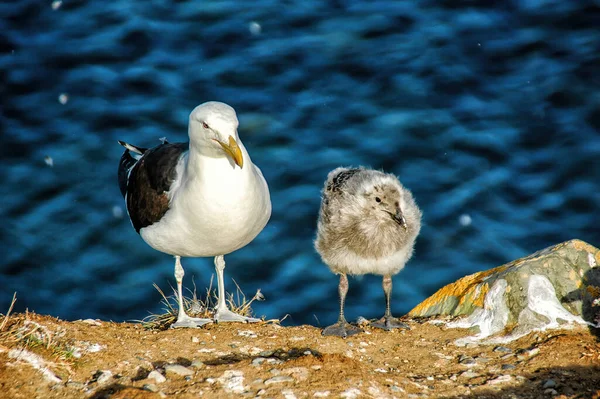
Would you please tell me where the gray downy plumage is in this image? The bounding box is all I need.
[315,166,422,337]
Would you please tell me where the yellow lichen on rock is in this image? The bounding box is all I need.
[408,264,508,316]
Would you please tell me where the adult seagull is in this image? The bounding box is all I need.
[118,101,271,327]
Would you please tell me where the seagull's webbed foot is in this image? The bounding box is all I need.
[370,316,410,331]
[214,307,260,323]
[171,313,213,329]
[322,321,363,338]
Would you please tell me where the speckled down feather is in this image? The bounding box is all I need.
[315,167,422,276]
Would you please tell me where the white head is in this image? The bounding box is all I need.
[188,101,244,168]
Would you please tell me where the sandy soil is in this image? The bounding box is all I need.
[0,313,599,399]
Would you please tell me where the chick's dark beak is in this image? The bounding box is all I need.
[393,208,407,230]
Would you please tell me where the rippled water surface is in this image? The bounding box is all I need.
[1,1,599,326]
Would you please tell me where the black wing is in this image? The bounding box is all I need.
[121,142,188,233]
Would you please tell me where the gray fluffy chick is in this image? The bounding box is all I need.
[315,167,422,337]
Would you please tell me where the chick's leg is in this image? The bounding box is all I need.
[371,275,410,330]
[322,273,363,337]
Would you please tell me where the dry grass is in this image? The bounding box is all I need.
[0,293,76,379]
[141,276,270,330]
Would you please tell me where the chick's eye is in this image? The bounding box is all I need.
[202,122,209,129]
[375,197,381,203]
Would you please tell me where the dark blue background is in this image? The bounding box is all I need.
[1,0,599,326]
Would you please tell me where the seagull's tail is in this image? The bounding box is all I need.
[117,141,147,198]
[118,140,147,156]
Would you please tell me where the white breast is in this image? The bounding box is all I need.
[140,147,271,257]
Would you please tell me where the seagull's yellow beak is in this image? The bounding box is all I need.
[213,135,244,168]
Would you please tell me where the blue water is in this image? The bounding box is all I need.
[1,0,599,327]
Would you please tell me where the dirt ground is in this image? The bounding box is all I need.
[0,313,599,399]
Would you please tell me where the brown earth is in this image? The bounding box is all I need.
[1,313,599,399]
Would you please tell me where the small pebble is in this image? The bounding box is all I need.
[164,364,193,377]
[264,375,294,385]
[96,370,113,385]
[501,364,516,370]
[493,346,512,353]
[282,389,297,399]
[486,375,512,385]
[517,347,540,360]
[459,371,480,379]
[142,383,159,393]
[340,388,361,399]
[191,360,204,369]
[252,357,266,366]
[259,350,274,357]
[544,388,558,395]
[314,391,330,397]
[147,370,166,383]
[192,337,200,343]
[542,379,556,389]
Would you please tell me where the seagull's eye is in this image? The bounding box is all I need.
[375,197,382,203]
[202,122,209,129]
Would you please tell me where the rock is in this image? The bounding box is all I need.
[164,364,194,377]
[459,371,480,379]
[264,375,294,385]
[340,388,361,399]
[409,240,600,342]
[191,360,204,369]
[501,364,516,370]
[313,391,330,397]
[217,370,246,394]
[95,370,113,385]
[486,375,513,385]
[282,367,309,381]
[238,330,258,338]
[458,355,476,366]
[543,379,557,388]
[143,383,159,392]
[493,346,512,353]
[252,357,266,366]
[147,370,166,383]
[516,347,540,360]
[282,389,297,399]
